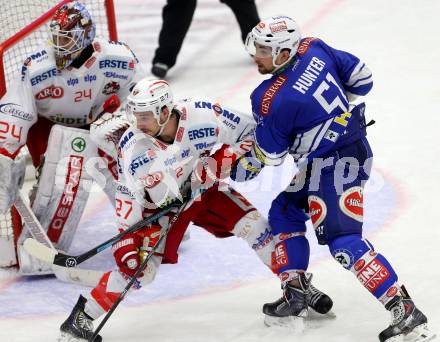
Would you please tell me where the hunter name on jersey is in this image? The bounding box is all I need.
[250,38,373,165]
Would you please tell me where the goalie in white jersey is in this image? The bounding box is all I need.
[0,1,140,273]
[57,78,334,341]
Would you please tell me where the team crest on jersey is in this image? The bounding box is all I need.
[308,195,327,228]
[339,186,363,222]
[260,75,287,115]
[102,81,120,95]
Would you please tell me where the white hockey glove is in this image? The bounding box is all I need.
[0,154,26,214]
[90,112,130,159]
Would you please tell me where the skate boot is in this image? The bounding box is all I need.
[308,283,333,314]
[263,273,310,329]
[379,286,436,342]
[58,295,102,342]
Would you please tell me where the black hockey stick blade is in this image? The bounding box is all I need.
[23,200,181,268]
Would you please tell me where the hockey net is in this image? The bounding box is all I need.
[0,0,117,249]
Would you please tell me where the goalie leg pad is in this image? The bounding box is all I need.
[0,236,17,267]
[329,233,398,303]
[18,125,98,274]
[0,154,26,214]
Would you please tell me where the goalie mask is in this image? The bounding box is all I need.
[245,15,301,72]
[49,1,96,70]
[126,79,174,137]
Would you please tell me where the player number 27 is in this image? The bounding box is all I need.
[313,72,348,114]
[115,199,133,219]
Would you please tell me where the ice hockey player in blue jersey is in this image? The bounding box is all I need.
[230,15,436,341]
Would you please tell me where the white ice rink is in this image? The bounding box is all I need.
[1,0,439,341]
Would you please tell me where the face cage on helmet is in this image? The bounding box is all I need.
[245,31,295,70]
[51,27,86,56]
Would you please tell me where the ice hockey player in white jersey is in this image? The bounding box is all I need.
[0,1,139,274]
[57,78,334,341]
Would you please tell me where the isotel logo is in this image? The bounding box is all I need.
[47,155,83,243]
[142,171,163,189]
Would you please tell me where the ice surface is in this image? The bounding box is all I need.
[1,0,439,341]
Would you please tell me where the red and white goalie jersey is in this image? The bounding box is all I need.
[0,38,139,159]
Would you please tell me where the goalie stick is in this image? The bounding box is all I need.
[14,192,104,287]
[23,197,183,268]
[90,194,191,341]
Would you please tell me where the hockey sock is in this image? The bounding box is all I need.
[273,235,310,285]
[329,234,399,306]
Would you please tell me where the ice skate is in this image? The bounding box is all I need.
[307,283,333,314]
[263,273,310,331]
[379,287,436,342]
[58,295,102,342]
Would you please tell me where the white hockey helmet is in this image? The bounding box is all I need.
[245,15,301,71]
[126,78,174,136]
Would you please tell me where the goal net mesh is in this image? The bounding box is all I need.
[0,0,116,241]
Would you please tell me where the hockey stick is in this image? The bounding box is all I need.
[14,192,104,286]
[23,198,183,268]
[89,195,191,342]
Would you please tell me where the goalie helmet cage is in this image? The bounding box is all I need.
[0,0,117,247]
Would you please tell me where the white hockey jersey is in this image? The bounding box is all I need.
[114,98,255,228]
[0,38,139,158]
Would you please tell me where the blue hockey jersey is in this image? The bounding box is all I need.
[250,38,373,167]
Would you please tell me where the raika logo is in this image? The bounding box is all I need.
[71,137,86,152]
